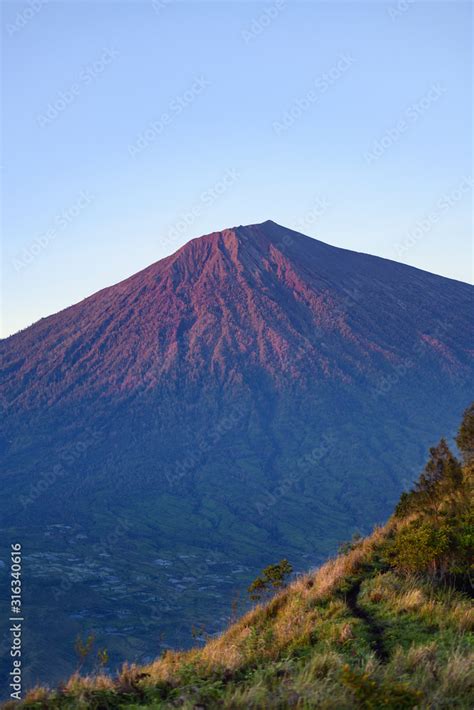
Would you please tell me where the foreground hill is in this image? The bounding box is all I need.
[12,405,474,708]
[1,221,473,686]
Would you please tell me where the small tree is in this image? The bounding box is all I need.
[408,439,462,515]
[74,634,95,672]
[456,402,474,465]
[97,648,109,671]
[248,559,293,601]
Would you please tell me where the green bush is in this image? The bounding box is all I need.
[341,665,423,708]
[392,511,473,581]
[392,519,450,576]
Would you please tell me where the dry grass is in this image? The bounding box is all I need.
[63,672,114,692]
[22,687,50,703]
[143,522,391,685]
[389,643,474,707]
[437,650,474,698]
[12,515,473,708]
[390,642,438,676]
[450,604,474,633]
[393,587,425,612]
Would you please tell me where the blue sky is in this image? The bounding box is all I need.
[1,0,472,337]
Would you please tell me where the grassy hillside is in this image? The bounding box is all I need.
[8,405,474,709]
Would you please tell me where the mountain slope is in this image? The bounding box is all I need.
[1,220,472,407]
[1,221,473,690]
[12,405,474,708]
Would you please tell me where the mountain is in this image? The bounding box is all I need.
[1,221,473,690]
[2,220,472,406]
[9,404,474,708]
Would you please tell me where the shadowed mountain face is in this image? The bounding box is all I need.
[0,221,473,690]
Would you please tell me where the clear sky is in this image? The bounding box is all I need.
[1,0,472,337]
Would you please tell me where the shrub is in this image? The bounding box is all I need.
[392,507,473,582]
[392,519,451,576]
[341,665,423,708]
[248,559,293,601]
[456,402,474,465]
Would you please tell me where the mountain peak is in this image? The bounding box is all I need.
[174,220,313,254]
[167,221,324,284]
[1,221,472,408]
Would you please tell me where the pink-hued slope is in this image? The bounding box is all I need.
[1,221,472,409]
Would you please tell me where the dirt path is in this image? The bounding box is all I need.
[346,580,389,663]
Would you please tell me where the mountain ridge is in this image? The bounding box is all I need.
[1,221,472,409]
[4,218,471,343]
